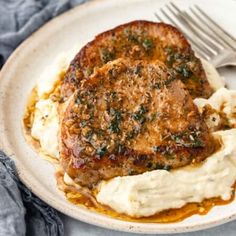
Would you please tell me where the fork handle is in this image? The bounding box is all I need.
[212,51,236,68]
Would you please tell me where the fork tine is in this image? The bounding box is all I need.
[159,9,210,60]
[156,8,210,60]
[186,7,235,51]
[195,6,236,43]
[170,2,221,54]
[174,5,226,50]
[165,4,216,58]
[193,6,236,48]
[154,12,164,22]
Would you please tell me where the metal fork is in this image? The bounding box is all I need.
[155,2,236,68]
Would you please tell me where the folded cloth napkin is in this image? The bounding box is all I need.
[0,0,87,235]
[0,151,63,236]
[0,0,86,68]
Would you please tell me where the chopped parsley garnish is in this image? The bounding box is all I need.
[163,165,171,171]
[128,169,138,175]
[80,120,87,128]
[109,120,120,133]
[109,108,122,121]
[84,130,94,141]
[154,163,172,171]
[142,38,153,51]
[170,132,204,148]
[108,108,122,133]
[152,76,175,89]
[124,28,139,43]
[126,127,140,140]
[152,82,162,89]
[150,112,160,121]
[132,105,147,123]
[100,48,115,63]
[76,95,83,104]
[96,145,107,157]
[85,67,93,77]
[111,91,117,99]
[152,146,161,152]
[134,65,142,76]
[116,143,125,154]
[146,162,153,169]
[175,64,193,78]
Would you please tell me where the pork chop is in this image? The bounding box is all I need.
[60,59,218,188]
[61,20,213,100]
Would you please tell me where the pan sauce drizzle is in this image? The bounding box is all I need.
[24,86,235,223]
[55,170,235,223]
[23,68,235,223]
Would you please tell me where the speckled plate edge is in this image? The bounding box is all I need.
[1,0,236,234]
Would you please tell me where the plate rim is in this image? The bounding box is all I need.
[1,0,236,234]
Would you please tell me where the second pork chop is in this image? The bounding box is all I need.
[61,20,213,100]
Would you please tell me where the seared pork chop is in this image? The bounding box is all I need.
[61,20,213,100]
[60,59,218,188]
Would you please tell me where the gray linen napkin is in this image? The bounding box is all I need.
[0,0,86,68]
[0,151,63,236]
[0,0,87,236]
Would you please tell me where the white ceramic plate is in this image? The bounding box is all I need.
[1,0,236,234]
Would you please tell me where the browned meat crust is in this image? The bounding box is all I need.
[61,20,213,100]
[60,59,218,188]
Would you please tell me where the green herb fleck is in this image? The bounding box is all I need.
[126,127,140,140]
[163,165,171,171]
[111,91,117,99]
[134,65,142,76]
[164,153,175,160]
[142,38,153,51]
[154,163,171,171]
[96,145,107,157]
[152,82,162,89]
[85,67,93,77]
[85,130,93,141]
[109,120,120,133]
[116,143,125,154]
[132,105,147,123]
[171,132,204,148]
[150,112,160,121]
[108,108,122,133]
[76,95,83,104]
[100,48,115,63]
[109,108,122,121]
[80,120,87,128]
[128,169,138,175]
[152,146,161,152]
[146,162,153,169]
[175,64,193,78]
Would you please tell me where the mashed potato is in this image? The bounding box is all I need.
[201,58,225,91]
[31,99,59,159]
[97,129,236,217]
[31,54,236,217]
[31,49,80,158]
[194,88,236,128]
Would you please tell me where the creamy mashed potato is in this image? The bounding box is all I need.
[201,58,225,91]
[30,54,235,217]
[31,48,80,158]
[194,88,236,129]
[97,129,236,217]
[31,99,59,158]
[36,53,71,98]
